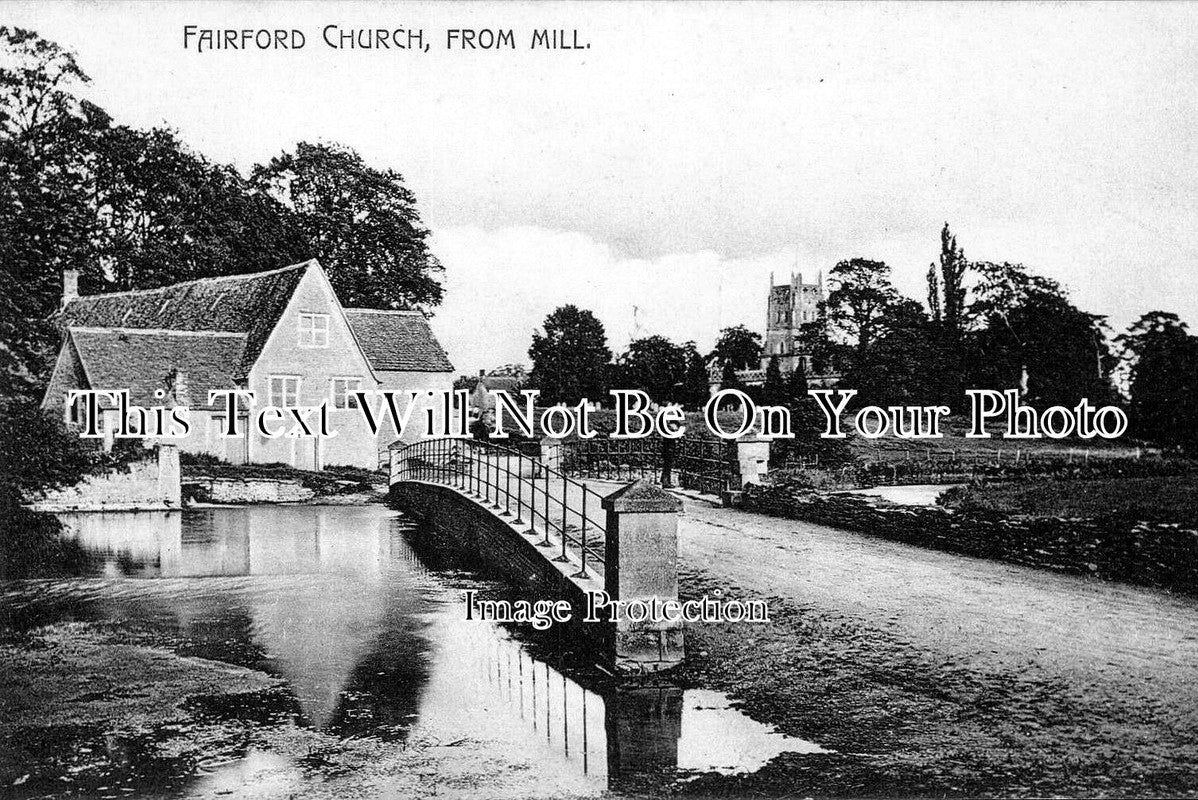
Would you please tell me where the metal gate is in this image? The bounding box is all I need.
[673,438,734,495]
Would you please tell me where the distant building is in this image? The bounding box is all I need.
[709,271,839,394]
[762,271,823,375]
[470,365,528,418]
[42,259,454,470]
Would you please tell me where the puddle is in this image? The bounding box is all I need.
[1,506,830,796]
[837,484,958,506]
[678,690,829,775]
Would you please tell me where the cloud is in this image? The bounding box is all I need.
[427,221,1198,377]
[427,225,808,374]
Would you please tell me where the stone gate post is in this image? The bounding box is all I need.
[602,479,684,672]
[735,434,771,487]
[538,435,562,476]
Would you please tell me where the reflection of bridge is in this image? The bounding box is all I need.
[389,437,686,672]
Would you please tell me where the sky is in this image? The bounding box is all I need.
[8,1,1198,373]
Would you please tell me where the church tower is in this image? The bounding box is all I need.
[763,270,824,374]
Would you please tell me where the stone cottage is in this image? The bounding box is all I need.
[41,259,454,470]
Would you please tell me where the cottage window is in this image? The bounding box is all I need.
[268,376,300,407]
[297,313,329,347]
[331,377,362,410]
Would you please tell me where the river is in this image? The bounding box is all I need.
[0,505,823,799]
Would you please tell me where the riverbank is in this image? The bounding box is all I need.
[181,461,387,505]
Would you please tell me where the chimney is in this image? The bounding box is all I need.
[173,371,190,407]
[62,269,80,308]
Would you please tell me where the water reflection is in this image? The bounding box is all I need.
[1,506,826,795]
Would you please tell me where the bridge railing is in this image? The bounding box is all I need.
[391,437,608,578]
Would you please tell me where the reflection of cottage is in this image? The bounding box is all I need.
[41,260,453,470]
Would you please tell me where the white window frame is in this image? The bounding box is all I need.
[268,375,301,408]
[330,377,363,410]
[297,312,330,348]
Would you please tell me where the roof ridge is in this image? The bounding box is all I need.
[69,326,248,338]
[344,307,424,316]
[63,260,316,306]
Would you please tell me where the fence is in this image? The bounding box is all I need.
[558,436,736,495]
[562,437,661,482]
[391,437,607,578]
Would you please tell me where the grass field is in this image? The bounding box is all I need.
[844,414,1149,463]
[940,476,1198,525]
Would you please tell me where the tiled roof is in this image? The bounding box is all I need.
[69,328,248,410]
[60,261,311,377]
[344,309,454,373]
[479,375,524,391]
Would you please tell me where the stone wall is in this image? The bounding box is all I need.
[742,484,1198,594]
[390,481,598,607]
[182,477,315,504]
[26,444,181,512]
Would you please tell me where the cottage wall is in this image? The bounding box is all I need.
[246,267,381,470]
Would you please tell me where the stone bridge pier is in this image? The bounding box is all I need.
[602,481,684,671]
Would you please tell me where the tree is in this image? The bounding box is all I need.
[824,258,900,354]
[970,283,1114,408]
[771,351,853,467]
[90,125,305,290]
[1117,312,1198,450]
[528,306,612,405]
[617,335,688,405]
[680,342,711,410]
[717,359,746,407]
[709,325,763,371]
[252,141,443,310]
[0,28,100,396]
[846,298,954,407]
[928,223,969,332]
[761,355,786,407]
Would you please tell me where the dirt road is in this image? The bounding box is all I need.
[673,499,1198,796]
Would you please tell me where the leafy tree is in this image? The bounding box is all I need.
[970,284,1114,408]
[680,341,711,410]
[761,355,786,407]
[797,320,846,376]
[0,28,101,395]
[709,325,762,370]
[1116,312,1198,450]
[824,258,900,354]
[928,223,969,332]
[716,359,746,408]
[848,297,958,407]
[91,126,305,290]
[253,141,443,310]
[528,306,612,405]
[967,260,1065,327]
[617,335,688,405]
[770,353,852,467]
[0,397,97,546]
